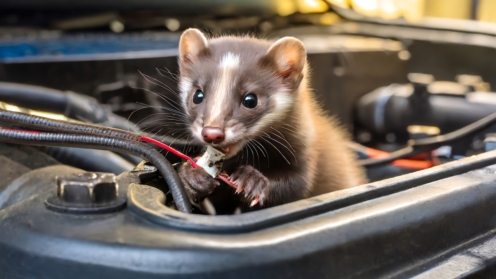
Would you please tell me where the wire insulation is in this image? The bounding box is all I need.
[0,109,199,166]
[140,136,199,168]
[0,109,139,141]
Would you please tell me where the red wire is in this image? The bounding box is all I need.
[140,136,199,168]
[391,159,434,169]
[4,127,431,178]
[365,147,435,170]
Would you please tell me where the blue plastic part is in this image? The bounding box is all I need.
[0,33,179,61]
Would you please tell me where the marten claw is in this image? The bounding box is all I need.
[235,183,244,194]
[231,165,269,207]
[250,196,260,207]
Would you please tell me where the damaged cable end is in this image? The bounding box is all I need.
[196,145,225,178]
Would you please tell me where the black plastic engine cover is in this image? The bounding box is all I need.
[2,144,496,278]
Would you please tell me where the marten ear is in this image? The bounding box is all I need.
[179,28,209,68]
[262,37,306,89]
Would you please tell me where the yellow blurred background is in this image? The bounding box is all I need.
[278,0,496,23]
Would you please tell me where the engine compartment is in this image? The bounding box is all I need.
[2,143,496,278]
[3,6,496,278]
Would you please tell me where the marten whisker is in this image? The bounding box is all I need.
[156,68,179,82]
[138,115,187,126]
[261,136,290,165]
[140,118,187,127]
[150,127,166,138]
[247,141,261,169]
[133,86,182,111]
[262,132,296,162]
[139,71,180,96]
[134,112,185,127]
[128,105,158,124]
[163,131,189,157]
[269,127,296,153]
[161,66,180,80]
[135,103,189,119]
[252,139,267,157]
[252,139,269,168]
[281,123,298,131]
[183,135,190,154]
[167,128,189,137]
[143,113,186,123]
[246,143,256,167]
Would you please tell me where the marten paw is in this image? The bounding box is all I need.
[178,161,220,203]
[231,165,270,207]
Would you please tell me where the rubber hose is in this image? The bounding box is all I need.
[42,146,135,174]
[0,82,67,113]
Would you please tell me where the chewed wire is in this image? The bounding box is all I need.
[140,136,199,168]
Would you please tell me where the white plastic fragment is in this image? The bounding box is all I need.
[196,145,225,178]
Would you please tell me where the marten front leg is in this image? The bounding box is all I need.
[232,165,307,207]
[178,161,220,203]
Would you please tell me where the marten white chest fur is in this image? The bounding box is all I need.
[177,28,366,212]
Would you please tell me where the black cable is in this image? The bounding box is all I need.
[412,112,496,147]
[360,112,496,167]
[0,109,198,211]
[0,109,140,141]
[0,108,193,147]
[0,129,192,213]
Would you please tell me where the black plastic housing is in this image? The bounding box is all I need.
[2,145,496,278]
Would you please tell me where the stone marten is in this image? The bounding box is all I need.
[176,28,366,211]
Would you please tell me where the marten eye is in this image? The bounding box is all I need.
[242,93,257,109]
[193,90,204,104]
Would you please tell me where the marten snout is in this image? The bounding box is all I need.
[202,127,225,144]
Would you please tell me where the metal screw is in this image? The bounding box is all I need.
[57,173,118,205]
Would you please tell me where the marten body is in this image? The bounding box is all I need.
[176,29,366,212]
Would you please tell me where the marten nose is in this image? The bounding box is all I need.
[201,127,225,143]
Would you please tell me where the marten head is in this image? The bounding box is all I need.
[178,28,306,158]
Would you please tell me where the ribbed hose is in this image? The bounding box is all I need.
[0,109,140,141]
[0,108,193,146]
[0,129,192,213]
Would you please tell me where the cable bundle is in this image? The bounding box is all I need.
[0,109,194,213]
